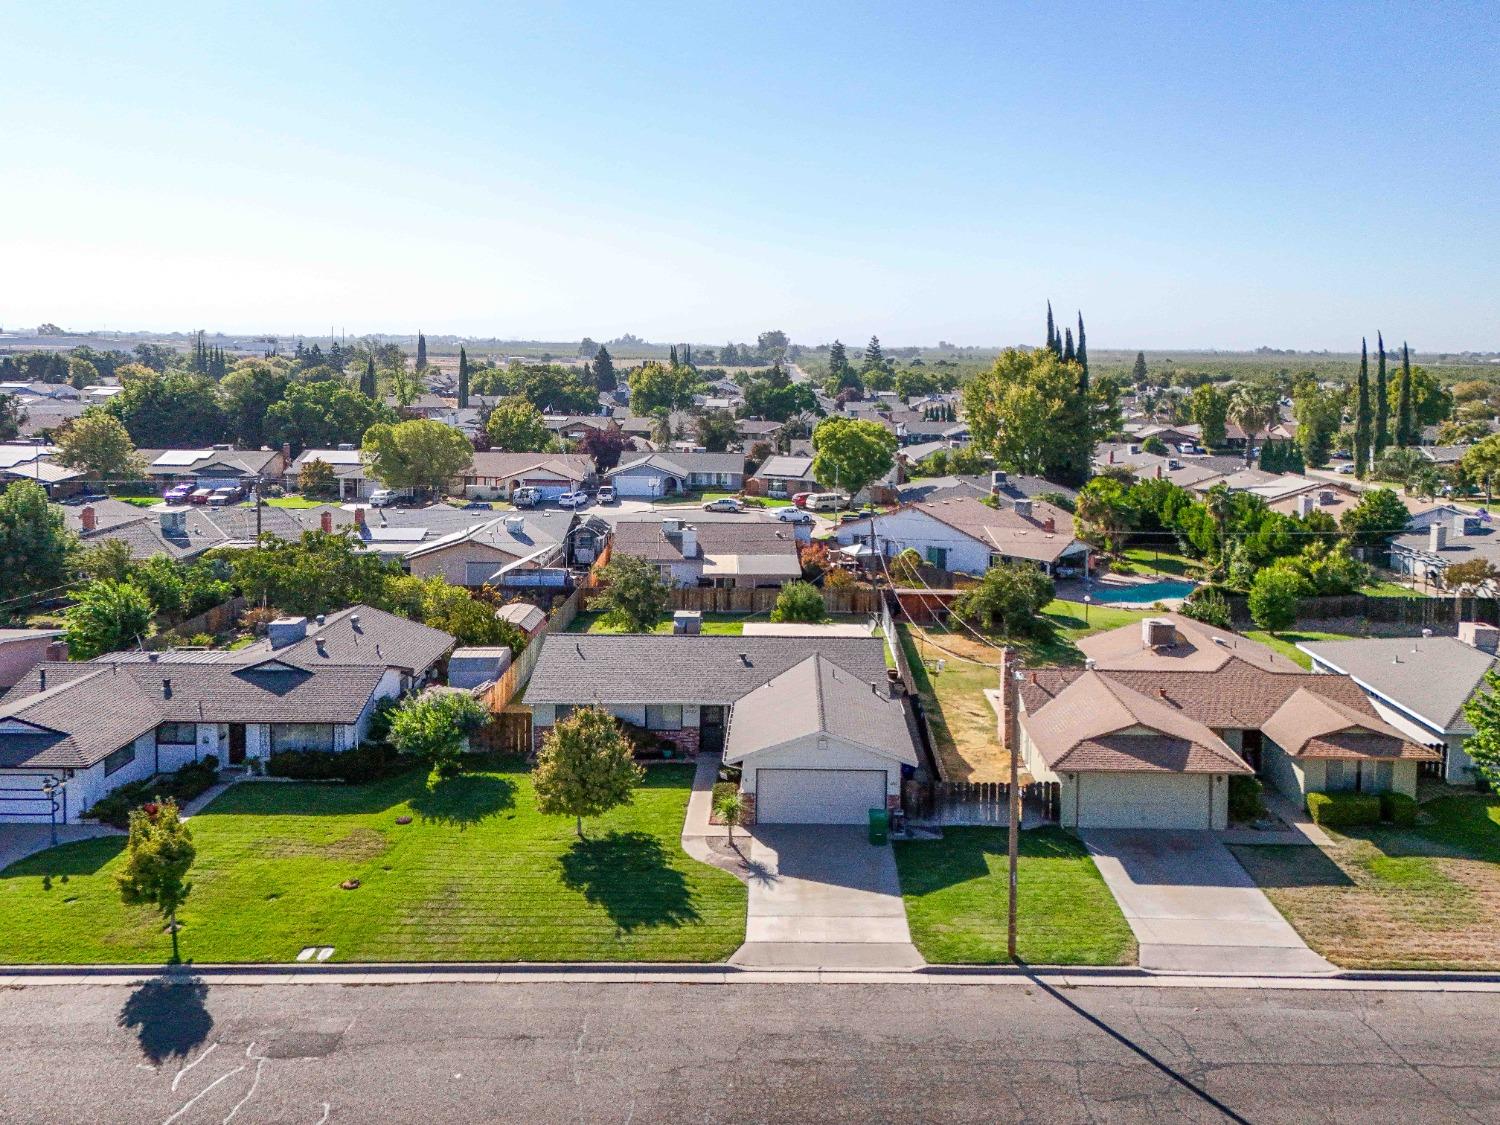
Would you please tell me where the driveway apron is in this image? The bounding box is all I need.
[730,825,923,970]
[1083,829,1335,975]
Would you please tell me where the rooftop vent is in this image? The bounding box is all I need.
[268,616,308,650]
[1142,617,1178,650]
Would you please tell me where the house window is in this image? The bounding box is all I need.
[103,743,136,776]
[1361,760,1394,793]
[270,723,335,752]
[925,546,948,569]
[553,705,575,723]
[1324,760,1358,792]
[645,704,683,731]
[156,722,196,746]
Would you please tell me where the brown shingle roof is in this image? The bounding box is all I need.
[1262,688,1440,761]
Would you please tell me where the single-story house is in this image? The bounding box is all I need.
[605,452,745,498]
[543,415,617,444]
[460,452,595,501]
[1390,512,1499,591]
[1005,614,1437,829]
[405,514,566,588]
[1299,623,1499,786]
[526,634,914,823]
[286,447,373,500]
[0,606,453,824]
[0,444,85,497]
[745,454,817,498]
[610,516,801,588]
[141,446,287,490]
[898,470,1077,507]
[734,419,783,449]
[833,496,1089,577]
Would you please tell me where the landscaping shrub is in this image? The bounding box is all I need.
[86,759,221,829]
[1380,792,1418,826]
[1228,775,1265,822]
[266,742,397,784]
[1305,791,1381,827]
[616,720,671,759]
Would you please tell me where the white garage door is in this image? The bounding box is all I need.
[1076,773,1213,830]
[756,769,887,825]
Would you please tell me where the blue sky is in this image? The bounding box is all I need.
[1,1,1496,349]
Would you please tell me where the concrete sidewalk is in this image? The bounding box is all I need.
[1084,829,1335,975]
[730,825,923,970]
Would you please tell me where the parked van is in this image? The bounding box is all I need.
[806,492,847,512]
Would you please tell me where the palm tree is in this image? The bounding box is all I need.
[714,791,745,849]
[1229,385,1281,467]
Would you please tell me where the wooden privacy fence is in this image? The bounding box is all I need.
[1224,592,1498,628]
[471,710,532,754]
[903,779,1060,826]
[668,584,880,616]
[145,596,247,648]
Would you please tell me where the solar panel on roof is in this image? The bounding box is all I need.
[152,450,213,466]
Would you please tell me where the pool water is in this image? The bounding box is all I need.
[1085,579,1196,604]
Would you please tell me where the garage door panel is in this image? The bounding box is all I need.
[1077,773,1212,830]
[756,769,886,825]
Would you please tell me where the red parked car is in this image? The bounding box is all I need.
[792,492,812,508]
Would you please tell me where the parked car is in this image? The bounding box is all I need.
[774,506,813,524]
[839,507,877,524]
[792,492,812,508]
[189,487,215,505]
[806,492,847,512]
[461,500,490,510]
[703,497,743,512]
[208,486,240,506]
[558,491,589,509]
[164,483,195,504]
[369,489,398,508]
[1337,464,1356,475]
[511,486,542,509]
[596,485,617,504]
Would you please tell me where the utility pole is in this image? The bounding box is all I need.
[1001,646,1021,962]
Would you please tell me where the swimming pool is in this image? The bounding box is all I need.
[1083,579,1197,604]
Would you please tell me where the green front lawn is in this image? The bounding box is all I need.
[117,496,163,508]
[895,827,1136,965]
[1232,795,1500,970]
[0,760,746,964]
[242,495,325,509]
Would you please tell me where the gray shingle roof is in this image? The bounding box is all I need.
[233,605,455,674]
[610,519,798,564]
[1298,635,1498,732]
[724,654,917,765]
[526,635,890,706]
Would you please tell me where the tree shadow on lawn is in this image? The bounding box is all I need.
[1228,844,1355,889]
[118,976,214,1065]
[0,835,124,879]
[407,775,516,830]
[559,832,700,933]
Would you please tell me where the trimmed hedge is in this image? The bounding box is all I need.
[1305,791,1381,827]
[1228,775,1265,822]
[86,758,220,829]
[1380,792,1418,826]
[266,742,397,784]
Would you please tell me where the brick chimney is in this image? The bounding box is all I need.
[1042,516,1056,533]
[321,509,334,533]
[80,505,96,531]
[281,442,292,465]
[1430,524,1447,553]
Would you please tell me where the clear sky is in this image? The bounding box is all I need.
[2,1,1496,350]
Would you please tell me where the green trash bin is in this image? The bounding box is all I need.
[868,807,889,845]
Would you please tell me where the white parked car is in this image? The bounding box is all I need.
[369,489,398,507]
[596,485,617,504]
[774,506,813,524]
[558,491,589,509]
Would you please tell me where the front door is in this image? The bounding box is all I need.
[228,723,247,765]
[1241,729,1263,775]
[700,706,726,754]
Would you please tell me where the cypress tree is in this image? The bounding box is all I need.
[669,344,678,367]
[1131,351,1148,384]
[1075,313,1089,392]
[594,345,617,391]
[683,343,692,366]
[1353,337,1372,479]
[1045,302,1056,352]
[458,347,470,409]
[1374,332,1390,455]
[864,335,884,369]
[361,357,377,398]
[1395,341,1416,447]
[1062,327,1076,363]
[416,332,427,371]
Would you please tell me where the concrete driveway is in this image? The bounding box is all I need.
[1083,830,1335,975]
[729,825,923,970]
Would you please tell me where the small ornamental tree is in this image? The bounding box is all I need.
[888,548,924,585]
[951,562,1055,636]
[1247,567,1307,633]
[389,691,489,786]
[594,553,670,632]
[533,706,644,837]
[116,799,196,963]
[770,580,827,623]
[298,457,338,499]
[714,789,745,846]
[65,579,155,659]
[1462,668,1500,790]
[1441,558,1500,597]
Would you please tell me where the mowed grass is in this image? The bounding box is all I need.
[895,827,1136,965]
[1242,628,1361,669]
[1232,795,1500,970]
[1117,547,1200,578]
[0,760,746,965]
[567,611,749,636]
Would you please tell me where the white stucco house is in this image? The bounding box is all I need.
[605,452,745,498]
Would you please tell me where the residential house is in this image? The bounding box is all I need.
[526,634,914,823]
[405,513,569,588]
[287,446,372,500]
[0,606,454,824]
[898,470,1077,507]
[543,415,617,444]
[605,451,745,498]
[833,496,1089,577]
[745,454,817,498]
[0,628,65,689]
[460,452,595,501]
[1300,623,1500,785]
[1389,511,1500,590]
[734,419,783,450]
[140,446,287,491]
[0,443,84,497]
[1002,614,1435,830]
[610,516,801,588]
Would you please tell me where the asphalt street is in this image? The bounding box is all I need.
[0,980,1496,1123]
